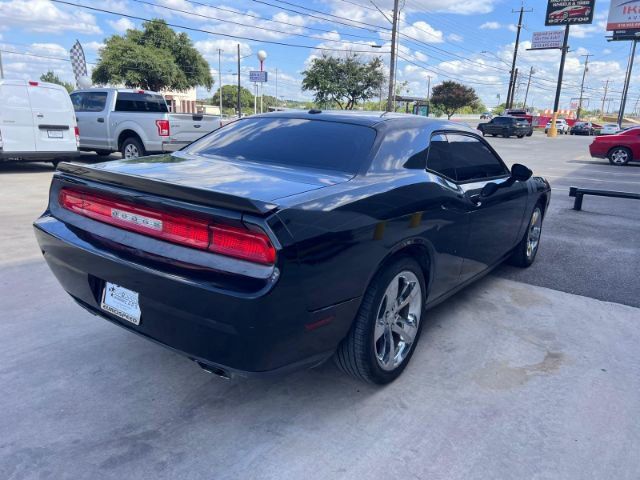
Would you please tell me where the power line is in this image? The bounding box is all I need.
[49,0,390,54]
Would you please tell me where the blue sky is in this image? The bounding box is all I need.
[0,0,637,112]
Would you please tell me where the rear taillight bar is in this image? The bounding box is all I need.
[59,188,276,265]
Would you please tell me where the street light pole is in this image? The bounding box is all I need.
[506,6,532,109]
[426,75,431,116]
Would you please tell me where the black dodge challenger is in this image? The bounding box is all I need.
[34,111,550,384]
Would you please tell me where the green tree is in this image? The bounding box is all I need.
[301,53,385,110]
[92,19,212,92]
[40,71,74,93]
[211,85,254,112]
[430,81,479,119]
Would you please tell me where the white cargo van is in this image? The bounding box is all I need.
[0,79,79,166]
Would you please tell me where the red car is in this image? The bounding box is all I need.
[589,127,640,166]
[549,5,591,20]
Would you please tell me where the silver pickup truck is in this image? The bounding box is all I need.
[70,88,221,159]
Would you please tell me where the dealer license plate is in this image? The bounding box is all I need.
[101,282,141,325]
[47,130,63,138]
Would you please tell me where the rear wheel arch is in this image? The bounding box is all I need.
[117,129,143,151]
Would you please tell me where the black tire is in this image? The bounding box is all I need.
[502,133,510,138]
[517,135,524,138]
[608,146,631,166]
[526,131,533,137]
[334,256,426,384]
[94,149,112,157]
[491,134,497,137]
[121,137,145,159]
[508,204,544,268]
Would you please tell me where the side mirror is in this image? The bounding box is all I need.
[481,182,499,197]
[511,163,532,182]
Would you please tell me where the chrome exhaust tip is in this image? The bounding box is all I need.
[196,361,231,380]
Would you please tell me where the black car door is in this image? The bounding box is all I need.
[445,133,529,280]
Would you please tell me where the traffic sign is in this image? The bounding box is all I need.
[249,71,268,83]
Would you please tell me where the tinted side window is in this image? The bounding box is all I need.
[426,134,455,180]
[115,92,168,112]
[71,92,107,112]
[447,134,508,182]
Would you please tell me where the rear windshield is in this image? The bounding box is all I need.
[186,117,377,174]
[493,117,512,124]
[115,92,168,113]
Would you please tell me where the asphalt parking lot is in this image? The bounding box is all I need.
[1,132,639,479]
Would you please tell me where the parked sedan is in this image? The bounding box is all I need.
[34,112,550,384]
[477,116,533,138]
[570,121,596,136]
[589,126,640,165]
[600,123,622,135]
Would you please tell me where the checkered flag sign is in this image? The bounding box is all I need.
[69,40,87,85]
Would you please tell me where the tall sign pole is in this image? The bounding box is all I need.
[601,79,610,116]
[549,24,571,137]
[386,0,400,112]
[618,40,637,125]
[217,49,223,117]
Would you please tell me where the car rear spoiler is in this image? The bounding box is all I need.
[56,162,279,216]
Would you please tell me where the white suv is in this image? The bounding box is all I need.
[544,118,570,135]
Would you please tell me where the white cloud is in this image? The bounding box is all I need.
[480,21,501,30]
[195,39,252,64]
[83,41,105,53]
[447,33,463,42]
[107,17,135,33]
[0,0,101,34]
[399,21,444,44]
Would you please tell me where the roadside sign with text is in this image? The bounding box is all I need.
[607,0,640,30]
[611,28,640,40]
[545,0,595,26]
[531,30,565,49]
[249,71,268,83]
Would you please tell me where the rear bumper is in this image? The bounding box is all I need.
[0,150,80,161]
[161,141,190,153]
[33,215,359,377]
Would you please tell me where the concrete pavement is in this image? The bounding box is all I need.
[1,133,639,479]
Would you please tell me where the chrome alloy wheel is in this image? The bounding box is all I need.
[526,207,542,259]
[610,148,629,165]
[124,143,140,159]
[374,271,422,371]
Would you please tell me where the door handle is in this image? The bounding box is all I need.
[36,114,44,118]
[97,117,105,123]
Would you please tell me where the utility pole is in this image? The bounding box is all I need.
[523,66,535,109]
[618,40,637,126]
[506,6,532,109]
[576,53,592,121]
[275,68,278,109]
[426,75,431,116]
[217,49,223,117]
[0,50,4,79]
[549,23,571,137]
[236,44,241,117]
[511,68,519,106]
[386,0,400,112]
[600,79,610,117]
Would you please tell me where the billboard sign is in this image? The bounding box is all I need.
[607,0,640,31]
[249,71,268,83]
[545,0,596,26]
[611,28,640,40]
[531,30,565,49]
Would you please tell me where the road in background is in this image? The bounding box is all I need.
[1,133,639,479]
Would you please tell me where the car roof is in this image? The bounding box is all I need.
[249,110,476,131]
